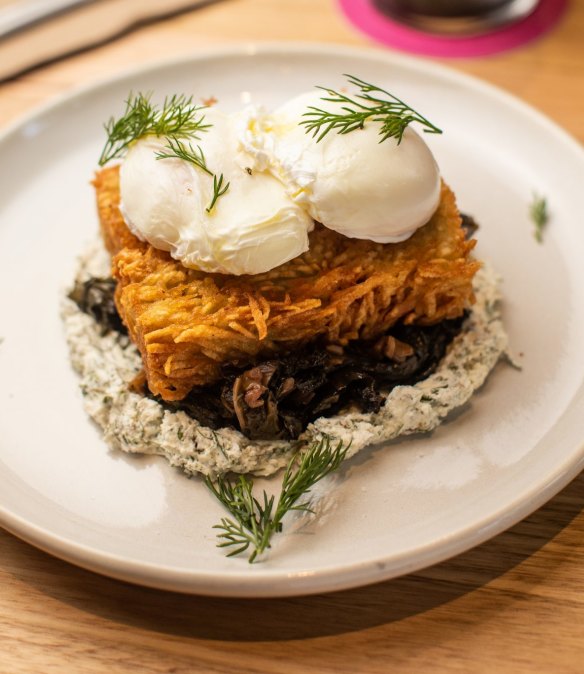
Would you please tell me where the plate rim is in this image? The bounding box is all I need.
[1,40,583,160]
[1,41,584,597]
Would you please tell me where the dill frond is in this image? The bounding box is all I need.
[99,92,209,166]
[300,74,442,144]
[205,436,349,563]
[530,193,549,243]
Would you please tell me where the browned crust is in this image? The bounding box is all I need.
[95,166,479,401]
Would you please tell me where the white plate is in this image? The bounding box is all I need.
[1,44,584,598]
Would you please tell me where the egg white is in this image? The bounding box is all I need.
[120,108,313,276]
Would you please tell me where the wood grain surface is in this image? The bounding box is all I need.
[1,1,584,672]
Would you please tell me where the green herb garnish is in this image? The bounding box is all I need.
[205,436,349,563]
[300,74,442,144]
[99,93,209,166]
[530,193,549,243]
[154,137,230,213]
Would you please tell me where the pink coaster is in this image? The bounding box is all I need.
[338,0,568,57]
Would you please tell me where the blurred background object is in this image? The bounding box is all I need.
[339,0,568,57]
[0,0,226,81]
[0,0,97,39]
[372,0,540,35]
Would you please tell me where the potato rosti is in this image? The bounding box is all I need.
[94,166,479,401]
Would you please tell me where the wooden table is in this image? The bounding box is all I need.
[1,1,583,672]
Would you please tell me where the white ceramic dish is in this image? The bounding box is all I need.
[1,44,583,598]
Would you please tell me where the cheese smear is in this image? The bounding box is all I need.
[119,108,313,276]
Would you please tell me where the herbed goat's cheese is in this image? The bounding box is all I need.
[61,243,508,478]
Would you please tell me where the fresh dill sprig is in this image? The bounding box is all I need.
[98,92,210,166]
[155,136,211,173]
[529,193,549,243]
[300,74,442,144]
[205,436,349,563]
[155,137,230,212]
[207,173,230,212]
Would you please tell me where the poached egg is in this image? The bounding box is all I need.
[119,107,313,276]
[119,91,441,275]
[241,92,441,244]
